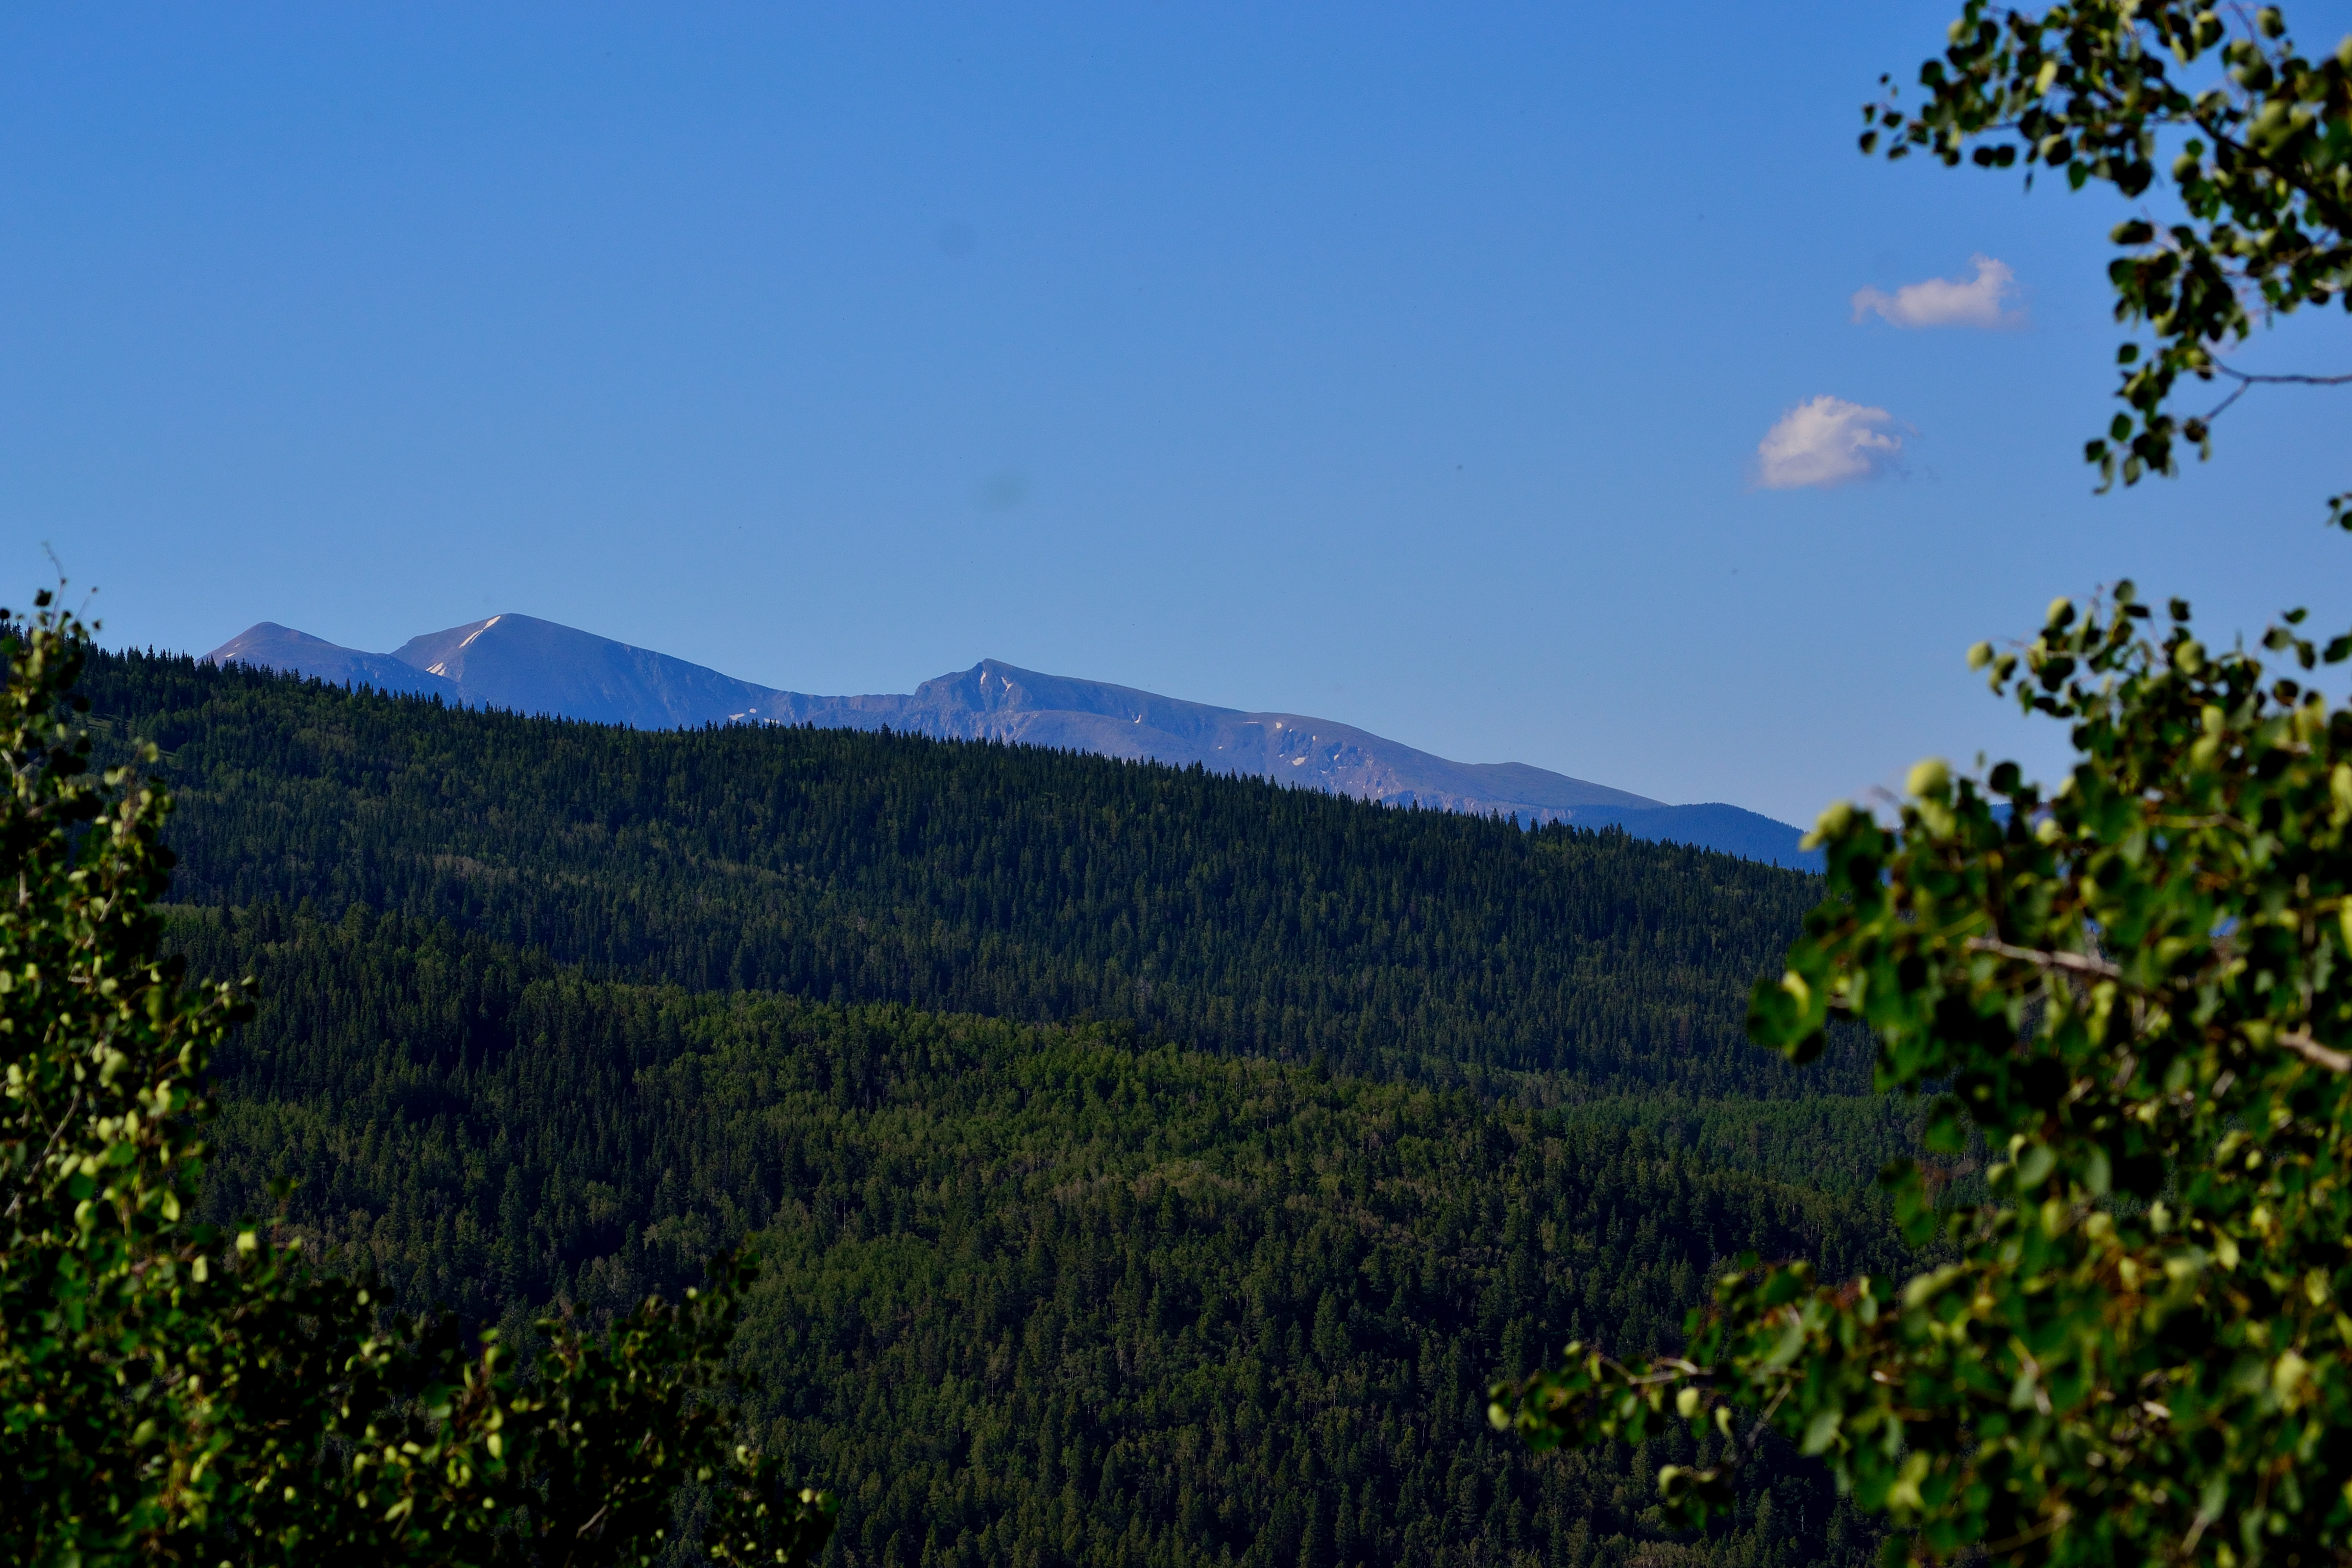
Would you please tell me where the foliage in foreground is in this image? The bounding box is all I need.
[1492,3,2352,1561]
[0,595,834,1566]
[1497,589,2352,1563]
[1861,0,2349,514]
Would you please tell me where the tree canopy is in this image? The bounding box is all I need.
[1494,3,2352,1564]
[83,641,1837,1097]
[1498,588,2352,1562]
[0,594,835,1566]
[1861,0,2349,516]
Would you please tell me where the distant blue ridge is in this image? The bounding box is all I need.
[1501,801,1818,871]
[1557,802,1821,873]
[206,614,1819,871]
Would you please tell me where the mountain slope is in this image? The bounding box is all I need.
[206,622,460,699]
[204,615,1816,867]
[388,614,784,728]
[753,659,1660,812]
[97,647,1853,1094]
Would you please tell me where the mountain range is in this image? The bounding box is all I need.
[204,614,1816,867]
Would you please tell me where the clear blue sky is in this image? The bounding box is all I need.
[4,3,2346,825]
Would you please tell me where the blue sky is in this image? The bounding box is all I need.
[4,3,2347,825]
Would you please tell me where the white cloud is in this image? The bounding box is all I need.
[1754,396,1904,489]
[1850,255,2021,329]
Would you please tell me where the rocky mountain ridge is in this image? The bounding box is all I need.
[204,615,1816,867]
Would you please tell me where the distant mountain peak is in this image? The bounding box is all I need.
[398,612,508,678]
[204,617,1817,867]
[205,622,459,700]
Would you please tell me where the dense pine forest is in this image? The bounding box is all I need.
[92,649,1857,1095]
[87,650,1912,1568]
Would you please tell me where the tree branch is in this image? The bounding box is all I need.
[2198,362,2352,424]
[1964,937,2127,982]
[2276,1027,2352,1074]
[2214,362,2352,388]
[2,1088,84,1221]
[1739,1381,1793,1464]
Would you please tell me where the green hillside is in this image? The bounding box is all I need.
[176,907,1898,1568]
[91,648,1853,1096]
[93,651,1908,1567]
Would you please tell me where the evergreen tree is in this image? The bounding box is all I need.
[0,596,834,1567]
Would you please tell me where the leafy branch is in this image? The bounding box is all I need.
[1863,2,2351,513]
[0,595,840,1567]
[1497,582,2352,1563]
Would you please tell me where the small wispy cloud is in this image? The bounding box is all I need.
[1851,255,2022,329]
[1754,396,1905,489]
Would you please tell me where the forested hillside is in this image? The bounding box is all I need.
[175,907,1899,1568]
[99,651,1908,1567]
[95,649,1851,1095]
